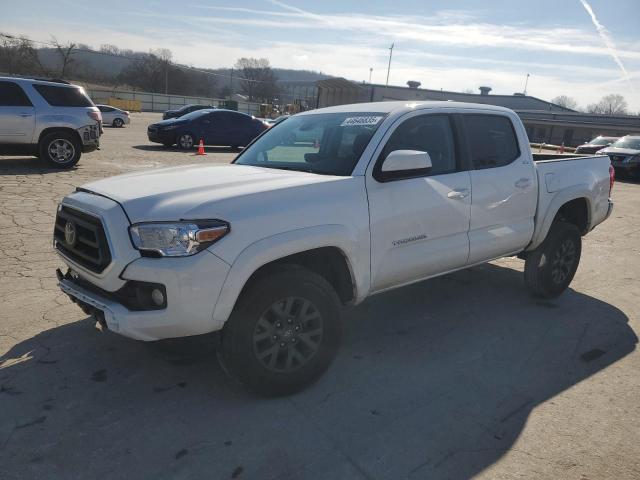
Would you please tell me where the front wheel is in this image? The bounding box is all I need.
[113,118,124,128]
[218,265,342,396]
[524,221,581,298]
[39,131,82,169]
[177,133,195,150]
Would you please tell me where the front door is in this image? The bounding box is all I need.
[0,81,35,144]
[367,113,472,292]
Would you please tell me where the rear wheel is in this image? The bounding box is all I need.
[218,265,342,396]
[39,131,82,169]
[113,118,124,128]
[177,133,195,150]
[524,221,581,298]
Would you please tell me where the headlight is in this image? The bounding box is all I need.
[129,221,229,257]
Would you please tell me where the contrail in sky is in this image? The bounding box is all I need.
[579,0,634,91]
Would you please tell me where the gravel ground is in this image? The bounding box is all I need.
[1,112,639,480]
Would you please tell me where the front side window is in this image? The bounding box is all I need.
[379,114,457,176]
[464,114,520,169]
[0,81,33,107]
[33,84,93,107]
[235,112,386,176]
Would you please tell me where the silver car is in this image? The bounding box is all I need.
[598,135,640,180]
[0,76,102,168]
[97,104,130,128]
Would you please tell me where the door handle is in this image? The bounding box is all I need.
[447,188,470,200]
[515,178,532,189]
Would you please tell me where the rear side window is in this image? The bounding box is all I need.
[381,114,458,176]
[464,115,520,169]
[0,81,33,107]
[33,84,93,107]
[98,106,114,112]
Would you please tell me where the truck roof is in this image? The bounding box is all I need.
[300,100,515,116]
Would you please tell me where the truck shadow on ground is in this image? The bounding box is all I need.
[1,263,636,480]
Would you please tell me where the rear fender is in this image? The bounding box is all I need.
[527,185,592,251]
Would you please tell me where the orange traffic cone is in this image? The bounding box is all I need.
[559,142,565,154]
[195,139,206,156]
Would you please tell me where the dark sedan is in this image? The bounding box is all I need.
[162,104,214,120]
[574,136,618,155]
[598,135,640,180]
[148,109,269,149]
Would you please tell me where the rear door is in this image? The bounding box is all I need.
[98,106,115,125]
[463,113,537,263]
[367,112,472,292]
[0,81,36,144]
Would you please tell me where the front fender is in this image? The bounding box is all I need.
[211,224,369,326]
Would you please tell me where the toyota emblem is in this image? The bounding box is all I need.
[64,221,77,246]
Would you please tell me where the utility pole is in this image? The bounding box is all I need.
[369,67,373,84]
[385,43,394,88]
[229,68,234,98]
[165,64,168,94]
[523,73,530,95]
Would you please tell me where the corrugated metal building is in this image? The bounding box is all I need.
[315,79,640,147]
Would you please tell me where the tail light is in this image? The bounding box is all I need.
[87,110,102,122]
[609,164,615,193]
[124,111,130,116]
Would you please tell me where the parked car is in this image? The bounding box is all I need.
[162,104,214,120]
[0,76,102,168]
[97,105,130,127]
[148,109,268,149]
[55,101,614,396]
[575,136,618,154]
[597,135,640,180]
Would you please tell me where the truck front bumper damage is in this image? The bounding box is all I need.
[57,251,231,341]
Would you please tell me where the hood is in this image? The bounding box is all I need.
[154,117,186,127]
[598,146,640,156]
[80,164,344,223]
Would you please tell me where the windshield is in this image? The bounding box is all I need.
[178,105,194,113]
[234,112,387,175]
[177,109,211,121]
[590,137,614,145]
[610,137,640,150]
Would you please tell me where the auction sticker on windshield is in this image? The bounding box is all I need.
[340,116,384,127]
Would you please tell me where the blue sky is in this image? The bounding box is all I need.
[1,0,639,110]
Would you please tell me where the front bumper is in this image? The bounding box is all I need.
[57,251,231,341]
[147,128,175,144]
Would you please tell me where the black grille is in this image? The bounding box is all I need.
[54,206,112,273]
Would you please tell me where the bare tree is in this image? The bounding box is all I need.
[551,95,578,110]
[234,57,278,102]
[586,94,628,115]
[151,48,172,94]
[0,32,45,75]
[51,37,77,78]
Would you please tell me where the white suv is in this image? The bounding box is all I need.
[0,77,102,168]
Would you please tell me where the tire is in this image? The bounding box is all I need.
[113,118,124,128]
[39,131,82,169]
[177,133,195,150]
[524,221,581,298]
[218,264,342,397]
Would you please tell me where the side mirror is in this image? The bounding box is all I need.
[378,150,432,181]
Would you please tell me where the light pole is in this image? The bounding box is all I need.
[385,43,394,88]
[369,67,373,83]
[523,73,530,95]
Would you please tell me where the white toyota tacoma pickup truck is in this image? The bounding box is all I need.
[55,101,614,396]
